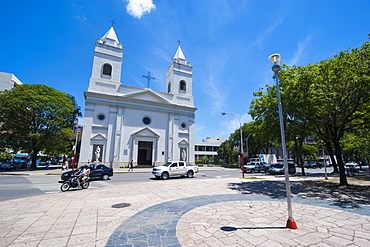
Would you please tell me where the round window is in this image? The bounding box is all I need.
[97,114,105,120]
[143,116,151,125]
[181,122,186,128]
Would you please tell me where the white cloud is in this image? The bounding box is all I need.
[221,111,252,134]
[125,0,156,19]
[288,34,313,66]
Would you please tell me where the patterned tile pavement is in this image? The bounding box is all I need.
[0,174,369,246]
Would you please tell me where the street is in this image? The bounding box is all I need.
[0,167,336,202]
[0,169,241,201]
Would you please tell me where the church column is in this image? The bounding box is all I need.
[173,115,180,160]
[188,117,195,163]
[113,108,123,166]
[167,113,174,161]
[117,108,126,166]
[80,107,94,163]
[105,107,118,166]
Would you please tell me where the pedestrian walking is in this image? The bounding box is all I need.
[45,160,51,170]
[128,160,134,172]
[63,159,69,170]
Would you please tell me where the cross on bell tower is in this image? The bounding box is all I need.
[142,71,155,88]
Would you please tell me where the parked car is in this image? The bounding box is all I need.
[345,162,361,176]
[152,161,199,179]
[304,162,321,169]
[61,164,113,181]
[268,163,296,175]
[244,162,269,173]
[1,161,15,171]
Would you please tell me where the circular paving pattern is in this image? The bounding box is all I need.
[106,194,370,247]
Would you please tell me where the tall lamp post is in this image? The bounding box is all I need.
[222,112,245,178]
[268,53,297,229]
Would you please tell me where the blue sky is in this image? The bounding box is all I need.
[1,0,370,141]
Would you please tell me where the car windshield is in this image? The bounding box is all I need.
[272,164,284,168]
[162,162,172,167]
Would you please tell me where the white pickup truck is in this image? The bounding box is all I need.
[152,161,199,180]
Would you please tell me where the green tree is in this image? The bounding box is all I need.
[278,40,370,185]
[249,38,370,185]
[201,155,209,164]
[0,84,81,168]
[217,139,238,164]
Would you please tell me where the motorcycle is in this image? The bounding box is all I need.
[60,175,89,192]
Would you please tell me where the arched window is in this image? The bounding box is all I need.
[102,63,112,76]
[180,80,186,92]
[167,82,171,93]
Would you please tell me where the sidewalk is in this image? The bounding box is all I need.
[0,173,369,246]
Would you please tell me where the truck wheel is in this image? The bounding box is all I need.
[161,172,169,180]
[187,170,194,178]
[102,174,109,180]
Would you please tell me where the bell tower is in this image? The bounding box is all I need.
[88,27,123,92]
[166,44,193,105]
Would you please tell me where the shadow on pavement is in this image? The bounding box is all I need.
[221,226,286,232]
[228,178,370,206]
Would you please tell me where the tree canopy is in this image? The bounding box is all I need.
[248,38,370,185]
[0,84,81,167]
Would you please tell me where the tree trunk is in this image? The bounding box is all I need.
[296,138,306,176]
[31,150,38,169]
[326,143,338,173]
[333,141,347,186]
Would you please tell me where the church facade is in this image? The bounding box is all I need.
[79,27,197,168]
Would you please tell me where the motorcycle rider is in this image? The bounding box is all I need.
[74,165,90,186]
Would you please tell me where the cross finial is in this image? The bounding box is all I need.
[177,40,181,46]
[110,20,116,26]
[142,71,156,88]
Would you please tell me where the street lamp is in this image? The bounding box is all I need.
[222,112,245,178]
[268,53,297,229]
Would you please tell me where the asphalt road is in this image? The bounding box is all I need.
[0,167,335,202]
[0,169,243,201]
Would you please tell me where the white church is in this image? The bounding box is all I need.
[79,27,197,168]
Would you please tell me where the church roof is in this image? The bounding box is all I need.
[173,46,186,60]
[98,26,122,49]
[102,26,120,43]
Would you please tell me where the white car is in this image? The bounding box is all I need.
[152,161,199,180]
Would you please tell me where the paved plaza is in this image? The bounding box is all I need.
[0,172,369,246]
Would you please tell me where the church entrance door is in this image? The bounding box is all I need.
[138,141,153,167]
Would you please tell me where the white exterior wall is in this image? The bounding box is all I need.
[0,72,22,91]
[80,28,196,168]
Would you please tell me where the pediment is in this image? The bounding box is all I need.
[126,90,170,104]
[91,133,106,140]
[178,139,189,145]
[131,127,160,138]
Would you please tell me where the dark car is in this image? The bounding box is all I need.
[61,164,113,181]
[1,161,16,171]
[268,163,296,175]
[304,162,321,169]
